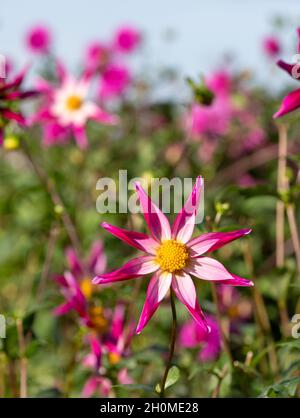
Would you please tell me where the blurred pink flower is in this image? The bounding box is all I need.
[274,28,300,118]
[113,26,141,53]
[25,25,51,54]
[99,64,131,99]
[85,42,111,73]
[218,284,252,333]
[82,376,112,398]
[262,36,281,58]
[53,241,107,327]
[31,61,117,147]
[206,71,232,97]
[186,97,232,138]
[179,315,221,362]
[93,177,253,335]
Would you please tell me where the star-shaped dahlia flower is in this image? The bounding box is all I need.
[93,177,253,334]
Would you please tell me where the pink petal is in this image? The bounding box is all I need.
[172,273,210,333]
[188,228,251,256]
[118,368,134,385]
[91,108,118,125]
[172,176,203,243]
[92,256,158,285]
[136,271,172,334]
[277,59,296,79]
[65,247,83,278]
[73,125,88,149]
[82,377,99,398]
[135,182,171,242]
[101,222,159,254]
[273,88,300,118]
[186,257,253,286]
[88,241,107,275]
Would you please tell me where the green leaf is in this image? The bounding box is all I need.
[259,376,300,398]
[156,366,180,393]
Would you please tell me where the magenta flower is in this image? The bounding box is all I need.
[113,26,141,53]
[25,25,52,54]
[93,177,253,335]
[99,64,131,99]
[262,36,281,58]
[179,315,221,362]
[274,28,300,118]
[31,61,118,148]
[0,67,38,143]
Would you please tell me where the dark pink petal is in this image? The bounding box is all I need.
[274,88,300,118]
[186,257,253,286]
[172,176,203,243]
[92,256,158,285]
[111,304,125,340]
[101,222,159,255]
[53,301,73,316]
[136,271,172,334]
[277,59,296,79]
[172,273,210,333]
[135,182,171,242]
[65,247,83,278]
[73,125,88,149]
[2,109,26,125]
[188,228,251,256]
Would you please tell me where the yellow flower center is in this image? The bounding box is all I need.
[66,95,83,111]
[109,352,121,365]
[88,306,108,332]
[80,277,93,300]
[156,239,189,273]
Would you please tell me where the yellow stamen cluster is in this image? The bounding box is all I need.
[66,95,82,111]
[80,277,93,300]
[109,352,121,365]
[156,239,189,273]
[89,306,108,332]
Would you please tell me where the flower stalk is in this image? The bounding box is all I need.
[160,289,177,398]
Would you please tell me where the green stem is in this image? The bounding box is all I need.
[160,289,177,398]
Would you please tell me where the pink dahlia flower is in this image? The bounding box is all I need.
[93,177,253,335]
[179,315,221,362]
[113,26,141,53]
[274,28,300,118]
[32,61,118,148]
[25,25,51,54]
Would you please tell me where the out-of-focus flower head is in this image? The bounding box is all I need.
[262,36,281,58]
[82,305,134,397]
[0,67,38,145]
[53,241,107,329]
[93,177,253,335]
[274,28,300,118]
[85,42,111,73]
[99,64,131,99]
[25,24,52,55]
[218,284,252,333]
[31,61,118,148]
[113,26,141,54]
[185,73,233,139]
[179,315,221,362]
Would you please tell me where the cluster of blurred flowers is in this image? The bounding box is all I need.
[53,241,134,397]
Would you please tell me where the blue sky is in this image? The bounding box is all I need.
[0,0,299,87]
